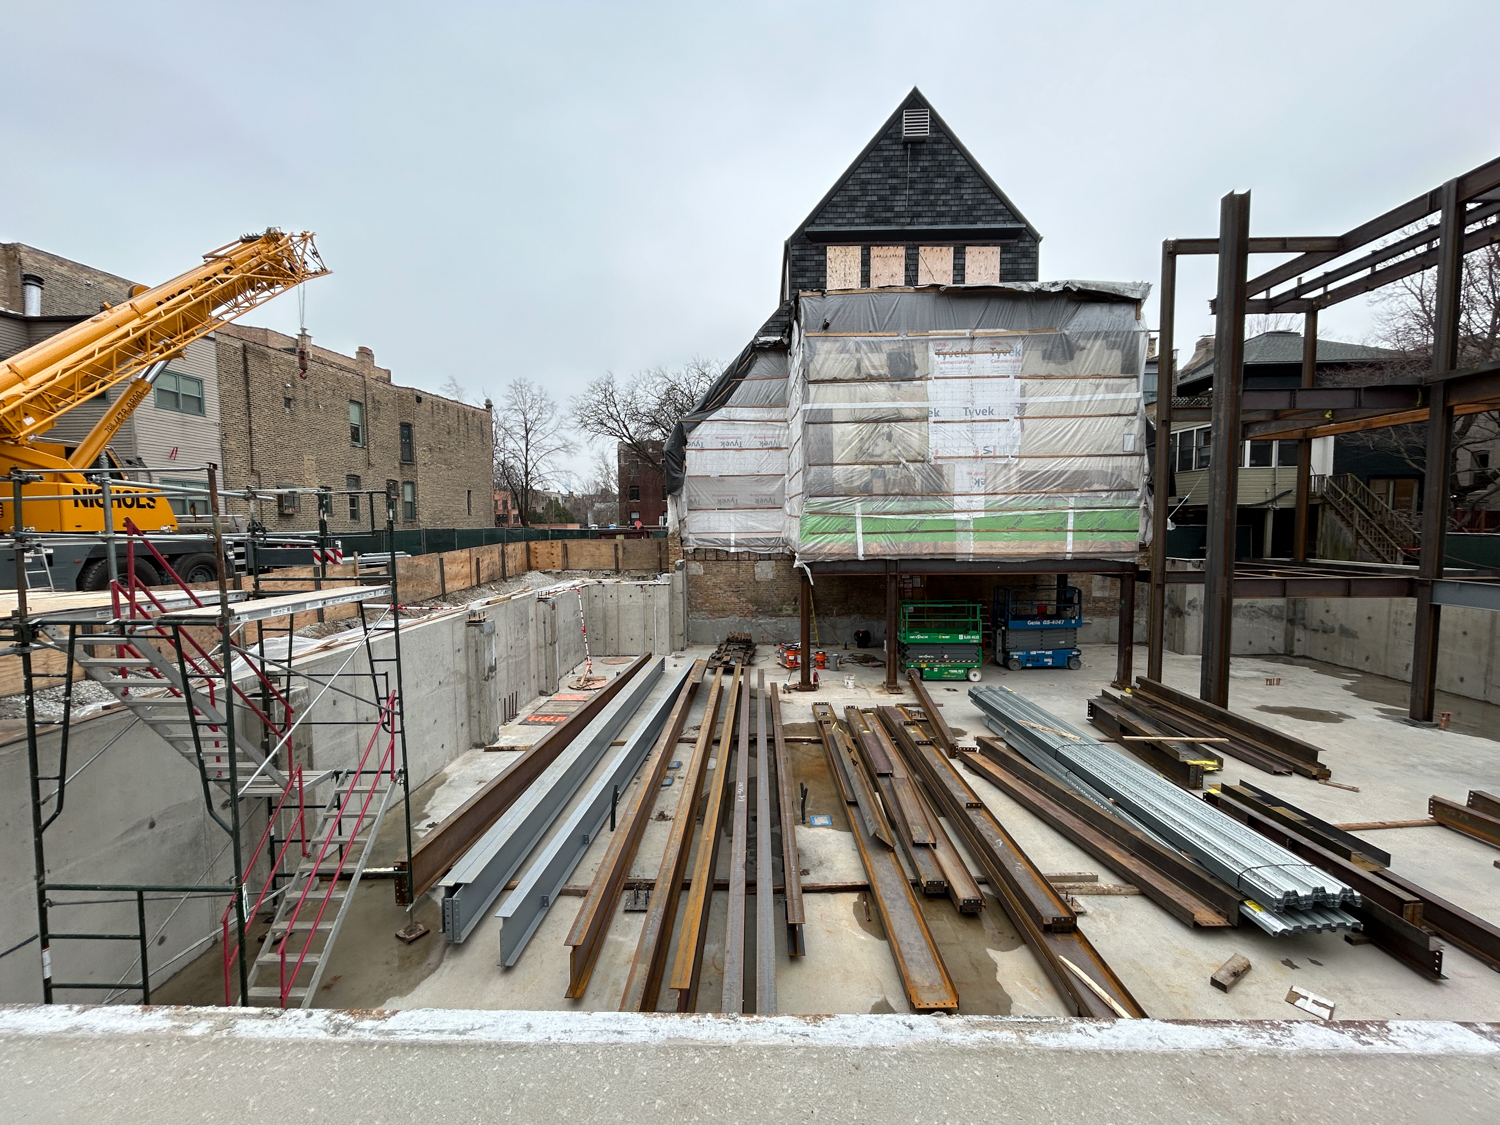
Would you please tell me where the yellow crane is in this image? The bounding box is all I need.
[0,230,328,536]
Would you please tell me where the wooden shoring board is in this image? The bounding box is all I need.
[564,659,704,999]
[812,706,958,1013]
[669,666,741,1012]
[769,688,805,956]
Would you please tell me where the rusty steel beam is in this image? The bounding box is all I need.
[972,737,1240,926]
[1149,241,1177,682]
[884,714,1145,1018]
[1133,678,1329,779]
[721,680,753,1015]
[769,688,805,957]
[670,666,742,1012]
[564,660,704,999]
[1430,795,1500,849]
[754,680,776,1013]
[618,667,725,1012]
[904,670,959,757]
[399,653,651,904]
[846,708,946,896]
[1202,191,1251,708]
[812,706,958,1013]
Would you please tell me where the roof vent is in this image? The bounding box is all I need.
[902,108,930,138]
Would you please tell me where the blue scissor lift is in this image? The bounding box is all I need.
[993,583,1083,671]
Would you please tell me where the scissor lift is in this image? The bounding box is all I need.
[993,584,1083,671]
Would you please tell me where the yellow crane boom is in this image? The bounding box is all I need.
[0,230,327,535]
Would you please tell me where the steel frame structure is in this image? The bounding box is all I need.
[4,464,412,1006]
[1147,156,1500,715]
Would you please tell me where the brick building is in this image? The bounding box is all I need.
[1,241,493,533]
[215,325,493,533]
[618,441,667,528]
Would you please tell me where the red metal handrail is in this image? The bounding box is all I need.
[221,767,306,1005]
[272,693,398,1006]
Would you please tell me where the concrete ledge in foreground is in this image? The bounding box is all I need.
[2,1005,1498,1124]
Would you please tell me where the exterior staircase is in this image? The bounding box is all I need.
[1314,473,1419,565]
[57,619,294,796]
[236,705,401,1008]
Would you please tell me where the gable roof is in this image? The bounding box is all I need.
[1179,331,1400,386]
[788,88,1041,246]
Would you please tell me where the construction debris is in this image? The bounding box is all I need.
[1431,791,1500,849]
[1211,954,1252,992]
[706,632,755,670]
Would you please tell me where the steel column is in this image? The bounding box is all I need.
[1201,192,1251,707]
[1112,574,1135,689]
[1292,307,1318,561]
[795,570,814,691]
[1411,180,1465,722]
[1147,243,1176,681]
[884,567,900,693]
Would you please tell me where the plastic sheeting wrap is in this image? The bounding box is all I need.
[678,284,1148,561]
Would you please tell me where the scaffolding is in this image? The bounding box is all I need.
[3,465,413,1007]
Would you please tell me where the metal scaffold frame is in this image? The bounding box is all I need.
[3,464,413,1007]
[1146,156,1500,714]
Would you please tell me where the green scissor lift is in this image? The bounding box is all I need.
[898,601,985,682]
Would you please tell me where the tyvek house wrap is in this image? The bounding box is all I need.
[677,283,1150,561]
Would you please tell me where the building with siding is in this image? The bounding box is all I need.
[0,245,224,516]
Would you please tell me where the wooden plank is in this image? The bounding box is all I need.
[1211,954,1252,992]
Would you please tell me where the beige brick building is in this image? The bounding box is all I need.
[215,325,493,533]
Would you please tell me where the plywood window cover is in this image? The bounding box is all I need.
[870,246,906,288]
[825,245,861,290]
[917,246,953,286]
[966,246,1001,285]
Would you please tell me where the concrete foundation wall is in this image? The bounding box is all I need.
[1164,580,1500,705]
[683,551,1145,650]
[0,576,680,1004]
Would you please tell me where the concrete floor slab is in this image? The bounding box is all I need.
[153,642,1500,1024]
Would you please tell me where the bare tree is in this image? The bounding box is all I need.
[1244,313,1302,336]
[572,357,721,474]
[587,445,618,502]
[437,375,474,404]
[493,379,571,527]
[1338,240,1500,523]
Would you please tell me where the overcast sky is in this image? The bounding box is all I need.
[3,2,1496,484]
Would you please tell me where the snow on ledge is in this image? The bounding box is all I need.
[1,1004,1497,1056]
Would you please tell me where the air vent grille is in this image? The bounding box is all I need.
[902,108,930,138]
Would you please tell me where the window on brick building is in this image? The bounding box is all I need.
[466,489,473,516]
[347,475,361,521]
[661,485,667,500]
[400,422,414,463]
[277,487,299,517]
[349,400,365,446]
[401,481,416,521]
[629,485,640,501]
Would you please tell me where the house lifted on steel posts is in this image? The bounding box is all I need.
[665,89,1151,689]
